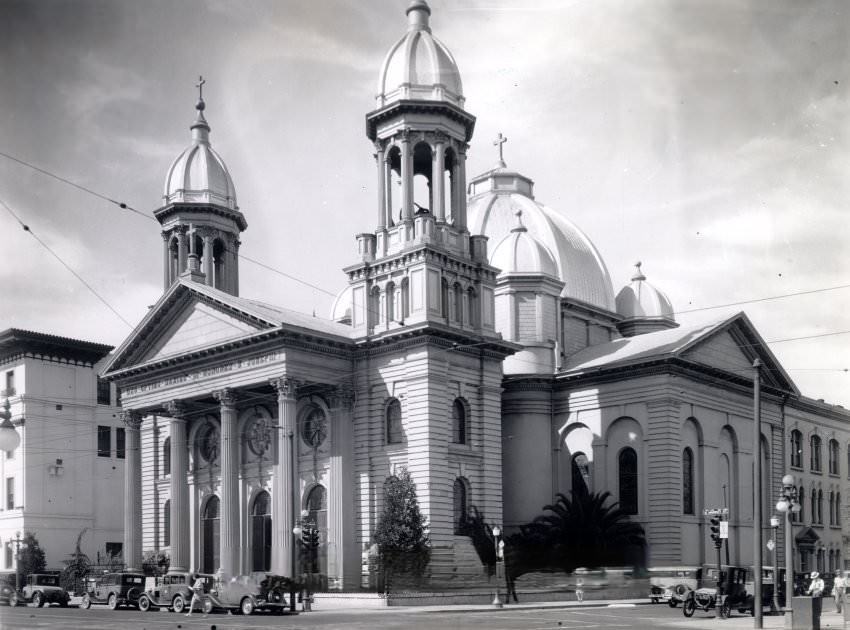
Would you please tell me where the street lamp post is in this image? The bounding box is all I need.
[770,516,780,613]
[293,510,318,612]
[0,399,21,452]
[492,526,502,608]
[776,474,802,629]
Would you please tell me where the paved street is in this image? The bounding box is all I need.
[0,602,846,630]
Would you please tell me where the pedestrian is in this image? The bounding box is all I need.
[833,571,846,613]
[575,576,584,602]
[807,571,825,599]
[185,574,206,617]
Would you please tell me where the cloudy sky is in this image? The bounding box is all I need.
[1,0,848,406]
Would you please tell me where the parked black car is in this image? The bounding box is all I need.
[81,572,145,610]
[137,572,213,613]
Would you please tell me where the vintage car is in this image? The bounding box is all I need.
[648,566,701,606]
[683,566,750,618]
[19,573,69,607]
[202,573,294,615]
[0,572,18,606]
[80,572,145,610]
[137,572,214,613]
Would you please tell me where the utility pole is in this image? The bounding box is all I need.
[753,359,763,628]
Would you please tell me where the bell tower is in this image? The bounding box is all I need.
[155,77,247,296]
[346,1,497,337]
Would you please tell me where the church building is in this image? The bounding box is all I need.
[102,0,850,589]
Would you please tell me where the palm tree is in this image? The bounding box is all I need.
[534,488,646,571]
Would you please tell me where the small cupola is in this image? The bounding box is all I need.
[615,262,678,337]
[490,210,559,278]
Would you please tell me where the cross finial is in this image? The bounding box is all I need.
[196,75,206,101]
[494,132,508,165]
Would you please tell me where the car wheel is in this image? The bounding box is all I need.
[719,599,731,619]
[59,599,68,608]
[240,596,255,615]
[172,594,186,613]
[202,598,214,615]
[138,595,151,612]
[683,596,696,618]
[668,599,678,608]
[107,593,118,610]
[32,591,44,608]
[81,594,91,610]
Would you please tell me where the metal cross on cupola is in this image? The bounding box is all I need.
[196,75,206,101]
[493,132,508,168]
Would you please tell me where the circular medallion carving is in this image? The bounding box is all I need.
[246,415,271,456]
[301,406,327,448]
[197,423,220,463]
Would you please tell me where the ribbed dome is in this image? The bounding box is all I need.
[491,211,559,277]
[376,1,464,109]
[468,165,616,311]
[163,100,238,211]
[616,262,675,320]
[331,285,353,325]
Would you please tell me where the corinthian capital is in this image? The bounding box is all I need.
[164,400,190,419]
[270,377,300,401]
[120,410,143,430]
[213,388,238,408]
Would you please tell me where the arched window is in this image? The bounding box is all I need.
[386,398,403,444]
[369,286,381,330]
[829,439,840,475]
[453,477,469,534]
[829,491,835,526]
[835,492,841,528]
[797,487,805,523]
[163,438,171,476]
[202,496,220,574]
[451,399,467,445]
[571,453,591,494]
[400,278,410,321]
[817,489,824,524]
[467,288,478,328]
[811,435,822,472]
[811,489,817,524]
[453,283,463,323]
[682,447,694,515]
[163,500,170,547]
[385,282,396,323]
[212,238,226,289]
[251,491,272,572]
[441,278,450,319]
[618,447,638,515]
[790,430,803,468]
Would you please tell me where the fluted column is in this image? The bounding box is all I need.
[165,401,190,573]
[433,137,446,221]
[271,377,299,577]
[121,410,143,572]
[176,227,188,275]
[214,388,240,575]
[400,130,413,222]
[233,239,241,296]
[375,143,386,231]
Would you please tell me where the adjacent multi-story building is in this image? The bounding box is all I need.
[0,328,124,569]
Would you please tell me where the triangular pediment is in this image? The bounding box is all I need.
[679,312,798,395]
[142,300,260,363]
[102,280,280,375]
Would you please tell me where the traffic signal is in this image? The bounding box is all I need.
[302,528,319,549]
[710,516,721,548]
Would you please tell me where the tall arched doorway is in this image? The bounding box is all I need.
[305,485,327,575]
[251,491,272,572]
[202,496,220,574]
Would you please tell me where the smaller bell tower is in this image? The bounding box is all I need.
[155,77,247,295]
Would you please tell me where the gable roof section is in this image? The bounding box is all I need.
[102,279,354,376]
[560,312,798,395]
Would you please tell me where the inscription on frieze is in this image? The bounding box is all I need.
[123,351,283,396]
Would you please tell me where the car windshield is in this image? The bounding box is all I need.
[122,576,143,584]
[35,575,58,586]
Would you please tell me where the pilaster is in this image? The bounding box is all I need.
[646,397,683,562]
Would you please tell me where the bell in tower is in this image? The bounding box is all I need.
[156,77,247,296]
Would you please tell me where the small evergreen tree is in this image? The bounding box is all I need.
[60,529,90,594]
[18,532,46,576]
[373,468,430,592]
